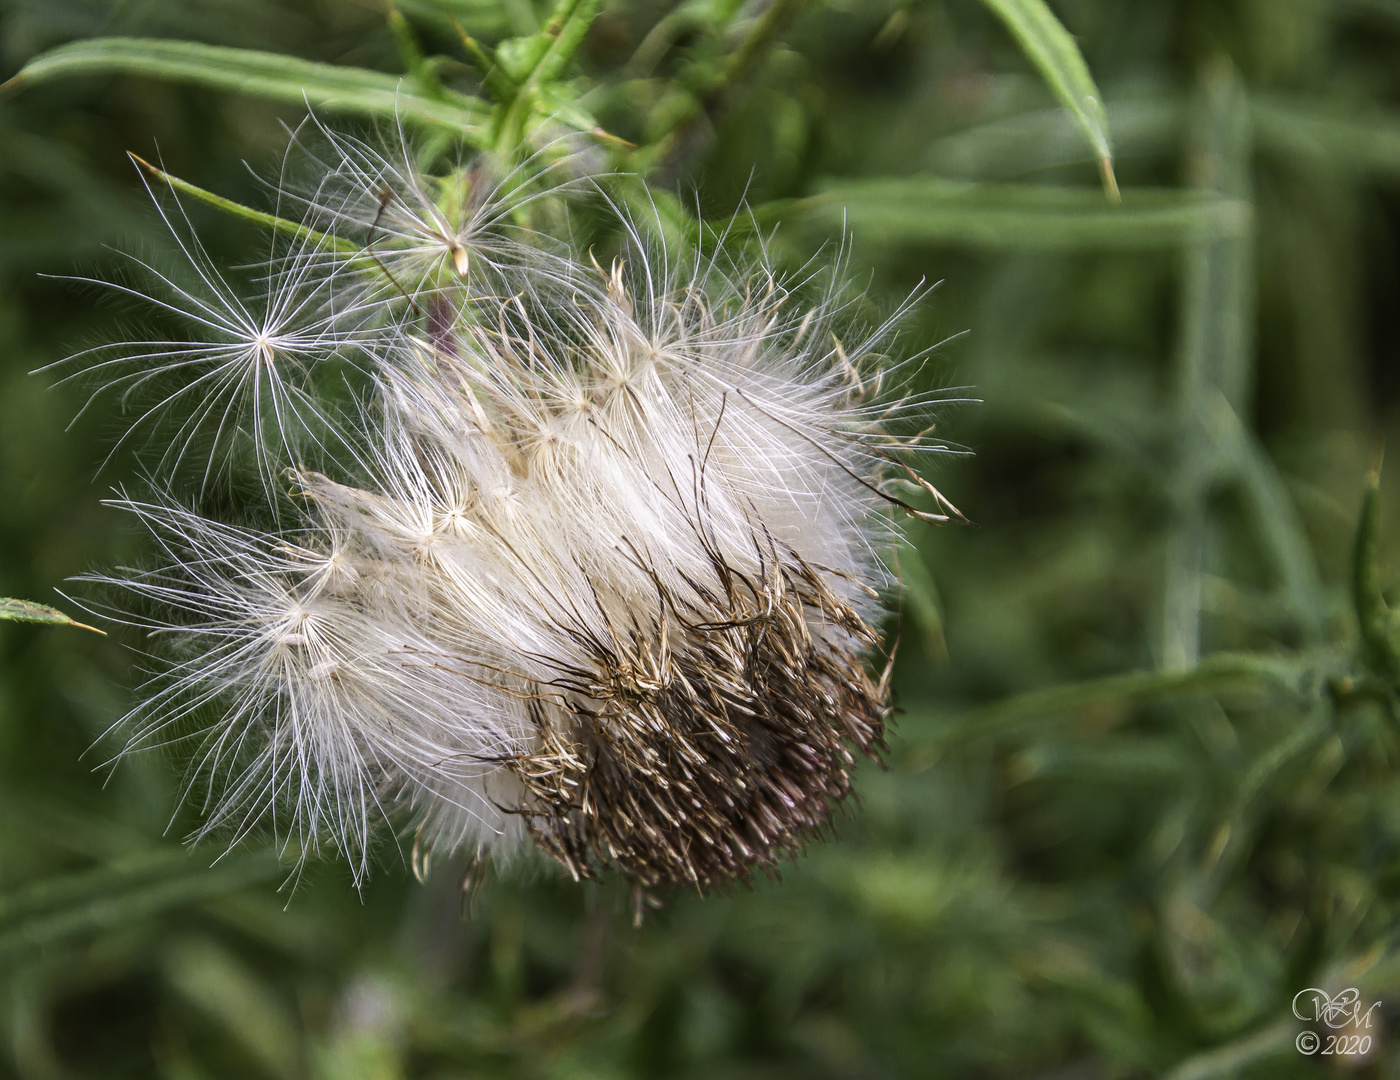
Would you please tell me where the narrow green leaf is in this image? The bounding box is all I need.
[910,652,1312,755]
[895,542,947,662]
[1160,1017,1296,1080]
[388,8,448,100]
[397,0,513,40]
[130,154,436,294]
[164,937,303,1080]
[927,99,1182,181]
[0,849,281,960]
[0,851,187,928]
[534,82,601,135]
[2,38,490,141]
[128,153,356,253]
[0,597,103,633]
[1233,701,1332,811]
[1227,403,1327,642]
[452,19,517,103]
[978,0,1118,197]
[1011,737,1192,785]
[1352,454,1400,684]
[0,788,159,860]
[726,0,803,87]
[768,181,1249,250]
[1253,95,1400,179]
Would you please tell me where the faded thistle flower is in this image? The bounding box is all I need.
[55,127,959,915]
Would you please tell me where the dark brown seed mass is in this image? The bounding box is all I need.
[503,541,890,920]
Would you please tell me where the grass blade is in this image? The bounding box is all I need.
[978,0,1119,197]
[2,38,491,140]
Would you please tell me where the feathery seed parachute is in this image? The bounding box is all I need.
[58,128,959,915]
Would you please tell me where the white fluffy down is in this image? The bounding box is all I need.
[75,136,956,884]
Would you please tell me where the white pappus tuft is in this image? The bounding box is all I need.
[62,128,962,910]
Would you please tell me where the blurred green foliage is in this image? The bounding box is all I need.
[4,0,1400,1077]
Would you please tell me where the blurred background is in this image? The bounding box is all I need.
[4,0,1400,1076]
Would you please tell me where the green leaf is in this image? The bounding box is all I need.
[0,597,103,633]
[767,181,1250,250]
[908,652,1312,755]
[895,540,947,662]
[1160,1017,1296,1080]
[1253,95,1400,179]
[396,0,513,40]
[388,8,447,101]
[2,38,491,141]
[0,849,282,960]
[978,0,1118,197]
[127,153,357,253]
[927,99,1183,181]
[533,82,600,133]
[1352,455,1400,684]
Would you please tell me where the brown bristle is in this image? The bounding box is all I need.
[504,546,889,908]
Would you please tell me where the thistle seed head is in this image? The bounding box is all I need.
[62,129,960,905]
